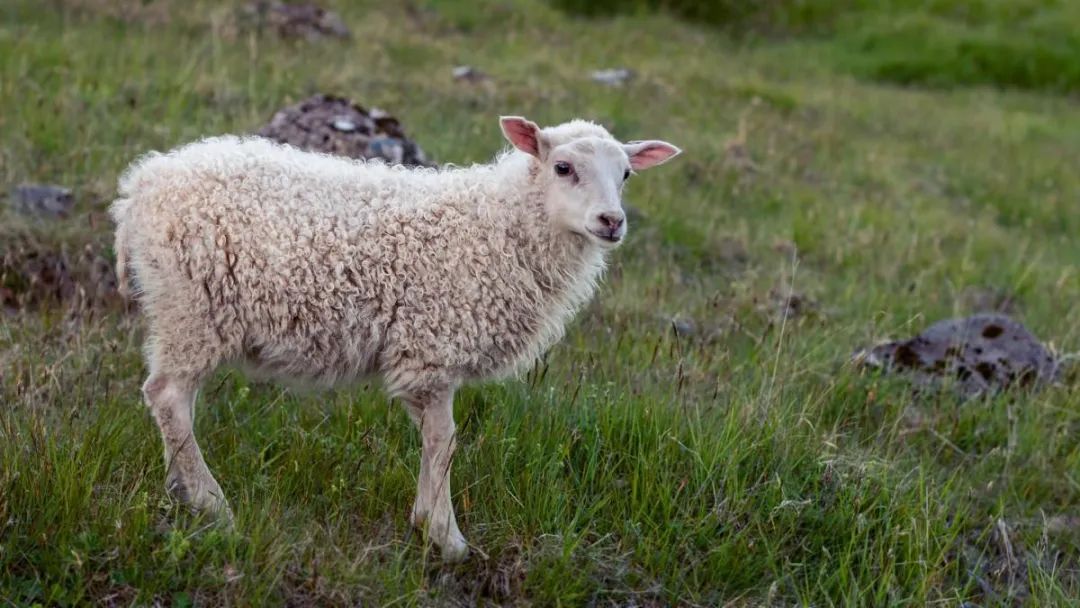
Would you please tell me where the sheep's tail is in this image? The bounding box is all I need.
[109,196,134,299]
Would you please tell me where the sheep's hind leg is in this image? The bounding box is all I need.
[403,387,468,561]
[143,374,232,522]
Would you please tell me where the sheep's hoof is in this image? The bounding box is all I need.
[166,475,233,525]
[431,523,469,562]
[411,508,469,562]
[440,537,469,562]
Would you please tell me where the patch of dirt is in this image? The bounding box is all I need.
[1,237,120,316]
[241,1,350,40]
[959,518,1031,606]
[450,543,529,604]
[256,94,434,167]
[855,314,1060,399]
[58,0,172,25]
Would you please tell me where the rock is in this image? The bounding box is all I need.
[591,68,634,86]
[8,184,75,218]
[366,137,406,166]
[242,1,350,40]
[670,316,696,337]
[854,314,1060,398]
[256,94,433,167]
[452,65,489,83]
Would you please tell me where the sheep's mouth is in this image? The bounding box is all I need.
[587,229,623,244]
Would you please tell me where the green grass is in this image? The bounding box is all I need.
[2,0,1080,604]
[555,0,1080,92]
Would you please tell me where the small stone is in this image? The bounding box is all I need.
[672,317,696,337]
[366,137,404,166]
[452,65,489,83]
[591,68,634,86]
[9,184,74,218]
[331,117,357,132]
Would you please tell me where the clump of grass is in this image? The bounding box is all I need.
[552,0,1080,92]
[550,0,849,35]
[831,9,1080,92]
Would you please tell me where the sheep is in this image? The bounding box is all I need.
[110,115,680,560]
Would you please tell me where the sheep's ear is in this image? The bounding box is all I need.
[624,140,681,170]
[500,116,546,158]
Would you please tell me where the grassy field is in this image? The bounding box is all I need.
[2,0,1080,605]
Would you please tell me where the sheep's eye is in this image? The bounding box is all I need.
[554,162,572,177]
[623,169,631,181]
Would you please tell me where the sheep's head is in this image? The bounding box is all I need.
[500,116,680,249]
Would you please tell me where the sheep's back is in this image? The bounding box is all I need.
[118,136,422,385]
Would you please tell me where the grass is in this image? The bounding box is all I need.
[555,0,1080,92]
[2,0,1080,604]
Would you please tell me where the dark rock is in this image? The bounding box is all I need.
[242,1,350,40]
[9,184,74,218]
[855,314,1060,398]
[256,94,433,167]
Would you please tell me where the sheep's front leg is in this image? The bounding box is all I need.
[143,374,232,522]
[403,387,468,561]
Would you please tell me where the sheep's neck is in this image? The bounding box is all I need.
[504,179,605,307]
[480,152,606,311]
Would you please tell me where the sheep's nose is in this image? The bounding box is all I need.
[597,212,625,231]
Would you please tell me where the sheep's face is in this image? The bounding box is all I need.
[544,139,633,248]
[500,116,681,250]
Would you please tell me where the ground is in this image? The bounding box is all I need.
[2,0,1079,605]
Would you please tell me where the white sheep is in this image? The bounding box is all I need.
[110,116,680,560]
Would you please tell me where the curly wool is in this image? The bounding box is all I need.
[111,128,611,396]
